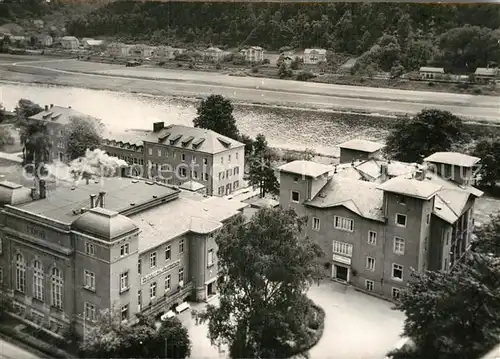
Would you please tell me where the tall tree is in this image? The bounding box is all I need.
[472,139,500,188]
[388,253,500,359]
[15,99,43,124]
[21,122,51,171]
[194,208,323,359]
[473,213,500,257]
[64,116,104,161]
[385,109,464,163]
[193,95,240,140]
[247,134,279,198]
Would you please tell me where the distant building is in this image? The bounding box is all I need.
[203,47,228,62]
[81,38,104,49]
[107,42,132,58]
[240,46,265,63]
[303,48,327,65]
[60,36,79,50]
[338,139,385,164]
[278,145,483,300]
[419,67,445,80]
[0,177,248,336]
[9,36,27,46]
[128,44,156,59]
[102,122,246,197]
[154,46,186,60]
[474,67,499,83]
[37,35,53,47]
[339,58,358,73]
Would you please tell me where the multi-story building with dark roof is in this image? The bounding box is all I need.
[102,122,245,197]
[278,148,483,300]
[0,177,247,336]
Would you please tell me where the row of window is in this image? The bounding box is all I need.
[364,258,404,281]
[332,236,405,257]
[364,280,401,299]
[311,213,409,234]
[15,254,63,309]
[218,167,240,180]
[148,148,239,165]
[217,181,239,195]
[113,154,145,165]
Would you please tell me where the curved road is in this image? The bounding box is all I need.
[0,338,40,359]
[1,56,499,122]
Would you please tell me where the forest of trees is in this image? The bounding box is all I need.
[62,2,500,72]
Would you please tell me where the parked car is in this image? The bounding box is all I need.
[126,60,140,67]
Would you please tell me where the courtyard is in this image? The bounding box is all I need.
[178,280,405,359]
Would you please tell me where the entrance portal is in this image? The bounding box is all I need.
[333,264,349,282]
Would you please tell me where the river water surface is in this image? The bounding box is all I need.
[0,82,395,156]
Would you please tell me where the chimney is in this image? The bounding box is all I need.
[39,180,46,199]
[153,122,165,133]
[415,168,426,181]
[380,163,388,182]
[90,194,97,208]
[95,191,106,208]
[50,104,53,108]
[44,105,48,111]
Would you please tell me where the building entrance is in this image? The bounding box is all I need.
[333,264,349,282]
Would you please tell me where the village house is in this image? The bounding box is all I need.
[419,67,445,80]
[303,48,327,65]
[153,46,186,60]
[60,36,79,50]
[240,46,265,63]
[28,104,92,162]
[9,36,28,47]
[81,38,104,49]
[107,42,132,58]
[128,44,156,59]
[203,47,228,63]
[338,139,385,164]
[278,144,482,300]
[102,122,245,197]
[0,177,248,336]
[474,67,499,83]
[36,35,53,47]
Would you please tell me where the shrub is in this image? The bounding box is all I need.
[177,63,183,67]
[251,66,259,73]
[158,61,165,66]
[262,58,270,65]
[188,63,194,69]
[428,81,435,87]
[296,71,315,81]
[215,63,221,70]
[473,88,482,94]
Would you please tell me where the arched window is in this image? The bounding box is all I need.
[33,260,44,301]
[51,267,63,309]
[15,253,26,293]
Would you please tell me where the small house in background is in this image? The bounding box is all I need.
[107,42,132,57]
[338,139,385,164]
[9,35,27,46]
[303,48,327,65]
[339,58,358,73]
[129,44,156,59]
[419,67,444,80]
[154,46,186,60]
[240,46,265,63]
[37,34,53,47]
[81,38,104,49]
[60,36,79,50]
[32,19,44,29]
[474,67,499,84]
[203,47,228,62]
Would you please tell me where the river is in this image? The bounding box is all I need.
[0,82,395,156]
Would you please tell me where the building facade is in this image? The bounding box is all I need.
[240,46,265,63]
[338,139,385,164]
[303,48,327,64]
[278,150,482,300]
[102,122,245,197]
[419,67,445,80]
[107,42,132,58]
[60,36,79,50]
[0,177,247,336]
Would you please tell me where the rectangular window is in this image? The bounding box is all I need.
[150,282,157,300]
[157,149,161,157]
[85,302,96,321]
[365,280,374,292]
[291,191,300,203]
[368,231,377,245]
[366,257,375,271]
[164,150,168,158]
[332,240,353,257]
[233,181,239,189]
[426,213,430,224]
[204,173,209,181]
[165,245,171,261]
[178,268,184,283]
[392,287,401,299]
[121,304,129,321]
[148,148,152,155]
[181,153,186,161]
[85,242,95,256]
[179,239,185,254]
[235,152,239,160]
[394,237,405,255]
[218,186,224,195]
[120,243,129,256]
[443,258,448,271]
[234,167,239,175]
[312,217,320,231]
[219,172,224,180]
[228,154,231,163]
[226,169,231,178]
[395,214,407,227]
[203,158,208,165]
[334,216,354,232]
[84,270,96,290]
[150,252,157,268]
[392,264,403,281]
[165,275,171,291]
[120,272,129,292]
[138,259,141,275]
[192,155,196,163]
[193,171,198,179]
[221,157,223,164]
[208,249,214,267]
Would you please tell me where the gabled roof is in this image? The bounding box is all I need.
[475,68,498,76]
[278,160,332,178]
[304,48,327,55]
[29,106,89,125]
[306,177,384,222]
[419,67,444,73]
[377,176,442,200]
[338,139,385,153]
[355,159,418,180]
[424,152,480,168]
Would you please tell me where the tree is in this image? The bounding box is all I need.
[238,133,254,157]
[473,213,500,256]
[15,99,43,123]
[193,95,240,140]
[278,62,292,78]
[473,139,500,188]
[21,121,51,171]
[64,116,103,161]
[194,207,323,359]
[247,134,279,197]
[388,253,500,359]
[81,310,191,359]
[385,109,464,163]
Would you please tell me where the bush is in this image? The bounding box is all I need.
[428,81,435,87]
[262,58,270,64]
[287,300,325,357]
[251,66,259,73]
[158,61,165,66]
[473,88,482,94]
[215,63,221,70]
[296,71,315,81]
[188,63,194,69]
[177,63,183,67]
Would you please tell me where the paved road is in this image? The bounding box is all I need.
[0,338,40,359]
[1,55,499,122]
